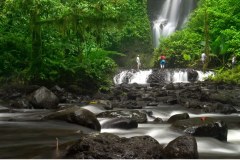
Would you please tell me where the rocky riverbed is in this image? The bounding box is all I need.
[0,70,240,158]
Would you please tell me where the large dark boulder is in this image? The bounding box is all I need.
[147,69,168,84]
[163,135,198,159]
[97,110,147,123]
[187,69,198,82]
[29,86,59,109]
[127,91,140,100]
[167,113,190,123]
[44,106,101,131]
[172,117,228,141]
[64,133,164,159]
[102,118,138,129]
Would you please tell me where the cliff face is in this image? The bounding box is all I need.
[147,0,165,21]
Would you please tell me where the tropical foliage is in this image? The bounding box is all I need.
[0,0,151,91]
[212,66,240,84]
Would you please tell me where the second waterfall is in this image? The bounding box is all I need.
[149,0,197,48]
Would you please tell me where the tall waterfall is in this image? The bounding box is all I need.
[151,0,197,47]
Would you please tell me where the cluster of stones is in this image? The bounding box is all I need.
[0,71,239,158]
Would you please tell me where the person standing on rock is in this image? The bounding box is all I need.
[159,55,166,69]
[201,53,206,65]
[136,55,141,70]
[232,55,236,68]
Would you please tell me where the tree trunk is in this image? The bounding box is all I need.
[30,6,42,80]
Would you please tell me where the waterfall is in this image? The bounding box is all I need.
[113,69,214,85]
[151,0,196,47]
[172,71,189,83]
[114,70,152,85]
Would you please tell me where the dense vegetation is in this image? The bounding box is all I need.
[1,0,240,89]
[212,66,240,84]
[153,0,240,71]
[0,0,152,91]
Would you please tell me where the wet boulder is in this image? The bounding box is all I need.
[96,100,113,110]
[29,86,59,109]
[119,83,132,92]
[203,102,237,114]
[163,135,198,159]
[164,83,175,90]
[147,69,167,84]
[142,93,155,101]
[97,110,147,123]
[154,90,167,97]
[64,133,164,159]
[178,86,202,100]
[166,97,178,105]
[150,83,162,87]
[147,102,159,106]
[9,99,30,109]
[141,110,153,117]
[153,117,164,123]
[124,100,143,109]
[167,113,190,123]
[172,117,228,141]
[127,91,140,100]
[187,69,198,82]
[102,118,138,129]
[156,96,173,103]
[182,99,203,109]
[44,106,101,131]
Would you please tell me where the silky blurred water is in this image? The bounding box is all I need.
[0,104,239,158]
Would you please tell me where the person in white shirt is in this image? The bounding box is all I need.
[136,55,141,70]
[232,55,236,68]
[201,53,206,64]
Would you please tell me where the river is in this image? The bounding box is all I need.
[0,103,240,158]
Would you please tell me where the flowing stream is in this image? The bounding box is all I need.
[99,105,240,159]
[1,70,237,159]
[0,98,240,158]
[0,107,97,158]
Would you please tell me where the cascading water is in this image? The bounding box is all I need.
[151,0,197,47]
[114,69,214,85]
[172,70,189,83]
[113,69,152,84]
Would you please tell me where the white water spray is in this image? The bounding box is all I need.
[114,70,152,85]
[172,71,189,83]
[152,0,196,47]
[113,69,214,85]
